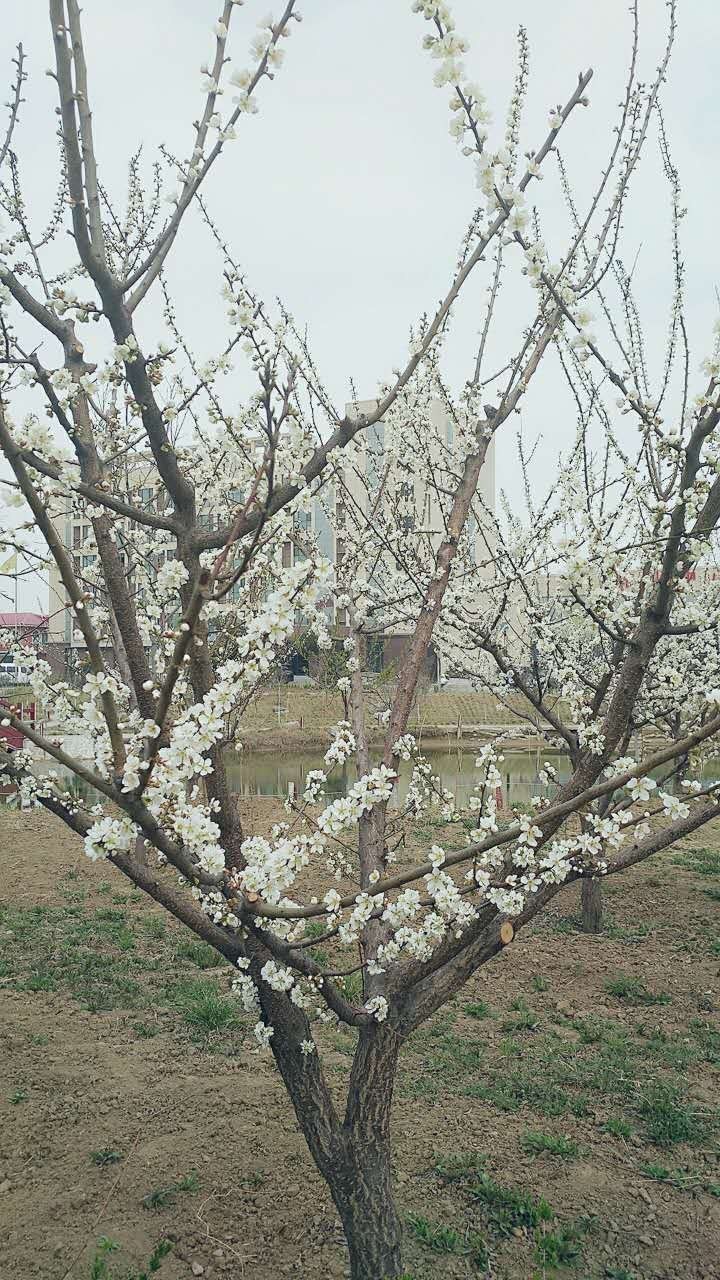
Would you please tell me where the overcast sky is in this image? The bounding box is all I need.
[2,0,718,610]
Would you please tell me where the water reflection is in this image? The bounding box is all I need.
[10,747,720,811]
[223,748,572,809]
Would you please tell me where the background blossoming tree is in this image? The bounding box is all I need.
[2,2,720,1277]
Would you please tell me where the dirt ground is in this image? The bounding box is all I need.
[1,806,719,1280]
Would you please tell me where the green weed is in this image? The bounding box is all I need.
[407,1214,486,1264]
[534,1221,585,1267]
[605,975,671,1006]
[639,1082,712,1147]
[132,1020,161,1038]
[602,1117,633,1139]
[466,1070,579,1118]
[433,1152,486,1182]
[89,1236,171,1279]
[503,998,541,1032]
[142,916,167,941]
[520,1132,579,1159]
[639,1161,671,1181]
[175,939,219,969]
[170,979,239,1036]
[674,846,720,876]
[464,1001,490,1019]
[469,1171,553,1235]
[142,1171,199,1211]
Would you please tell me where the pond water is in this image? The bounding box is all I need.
[224,748,571,808]
[9,746,720,810]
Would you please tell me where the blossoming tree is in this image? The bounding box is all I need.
[2,2,720,1277]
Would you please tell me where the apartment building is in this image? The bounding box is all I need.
[47,401,497,682]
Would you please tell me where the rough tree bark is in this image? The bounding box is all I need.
[272,1019,404,1280]
[581,876,603,933]
[334,1030,404,1280]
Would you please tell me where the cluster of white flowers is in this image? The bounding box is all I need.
[364,995,388,1023]
[659,791,690,821]
[303,769,326,803]
[84,815,137,862]
[232,961,261,1015]
[316,765,397,837]
[625,776,657,804]
[412,1,491,157]
[155,558,190,599]
[324,721,357,767]
[260,959,296,992]
[237,830,317,904]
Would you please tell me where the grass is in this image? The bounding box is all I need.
[0,899,243,1047]
[4,810,720,1279]
[174,939,218,969]
[464,1000,491,1020]
[602,1116,634,1139]
[90,1236,172,1279]
[468,1172,554,1235]
[639,1161,720,1195]
[639,1081,713,1147]
[605,974,671,1006]
[465,1069,584,1118]
[402,991,718,1193]
[406,1215,488,1267]
[170,979,239,1036]
[431,1156,593,1274]
[520,1131,580,1159]
[673,846,720,876]
[141,1171,200,1211]
[603,917,654,944]
[534,1221,585,1267]
[432,1152,487,1182]
[503,997,541,1032]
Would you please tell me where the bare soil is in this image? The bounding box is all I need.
[1,806,719,1280]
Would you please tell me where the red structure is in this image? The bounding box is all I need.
[0,612,49,648]
[0,696,36,750]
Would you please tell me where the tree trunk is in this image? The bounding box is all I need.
[333,1026,404,1279]
[271,1010,405,1279]
[581,876,603,933]
[328,1134,403,1280]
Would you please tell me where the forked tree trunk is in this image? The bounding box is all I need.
[270,1009,404,1280]
[581,876,603,933]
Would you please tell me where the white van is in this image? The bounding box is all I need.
[0,660,30,682]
